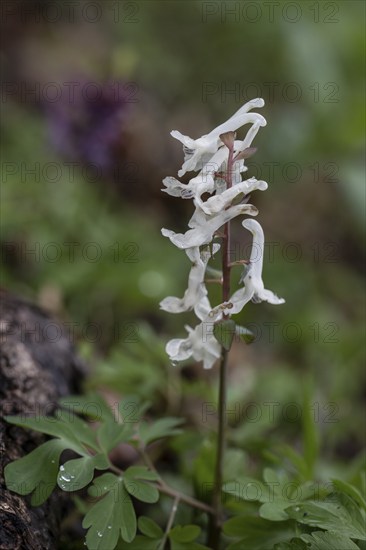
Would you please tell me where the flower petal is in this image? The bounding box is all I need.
[160,245,220,315]
[166,337,192,362]
[200,177,268,215]
[171,99,267,176]
[257,288,285,305]
[161,176,188,197]
[162,204,258,249]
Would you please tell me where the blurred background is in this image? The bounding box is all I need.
[1,0,365,492]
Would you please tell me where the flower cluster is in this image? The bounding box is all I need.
[161,99,284,369]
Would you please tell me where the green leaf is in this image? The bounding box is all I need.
[4,439,64,505]
[286,493,366,540]
[213,319,236,350]
[169,525,201,543]
[223,448,247,481]
[57,453,109,492]
[88,473,119,498]
[117,536,160,549]
[138,417,183,446]
[277,444,309,480]
[123,465,160,503]
[124,466,160,482]
[332,478,366,511]
[137,516,163,539]
[259,500,290,521]
[224,516,297,549]
[262,468,283,492]
[97,421,135,454]
[5,410,99,454]
[168,525,209,550]
[223,477,267,503]
[193,439,215,499]
[124,479,159,503]
[118,396,151,424]
[274,540,308,550]
[300,531,360,549]
[235,325,256,344]
[59,393,115,423]
[83,475,136,548]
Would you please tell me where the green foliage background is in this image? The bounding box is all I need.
[1,0,365,546]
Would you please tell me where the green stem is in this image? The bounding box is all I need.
[158,495,180,550]
[108,456,214,515]
[208,140,235,549]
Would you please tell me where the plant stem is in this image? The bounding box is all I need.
[156,479,213,514]
[158,495,180,550]
[208,140,234,549]
[108,458,214,515]
[139,449,214,514]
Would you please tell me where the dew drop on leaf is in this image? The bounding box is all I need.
[60,475,71,482]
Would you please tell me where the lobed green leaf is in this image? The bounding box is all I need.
[138,417,183,446]
[57,453,109,492]
[83,475,136,549]
[4,439,65,505]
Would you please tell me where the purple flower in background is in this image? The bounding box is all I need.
[45,78,130,172]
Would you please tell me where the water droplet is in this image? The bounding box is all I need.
[60,465,65,471]
[103,486,107,490]
[51,460,55,464]
[107,526,112,530]
[295,506,300,512]
[60,474,72,482]
[97,531,103,538]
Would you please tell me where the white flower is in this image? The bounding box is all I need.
[162,203,258,249]
[213,219,285,316]
[160,245,220,314]
[199,177,268,216]
[179,145,232,200]
[171,98,266,176]
[161,176,188,197]
[166,319,221,370]
[166,140,246,203]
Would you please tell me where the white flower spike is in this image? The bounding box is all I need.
[162,99,284,369]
